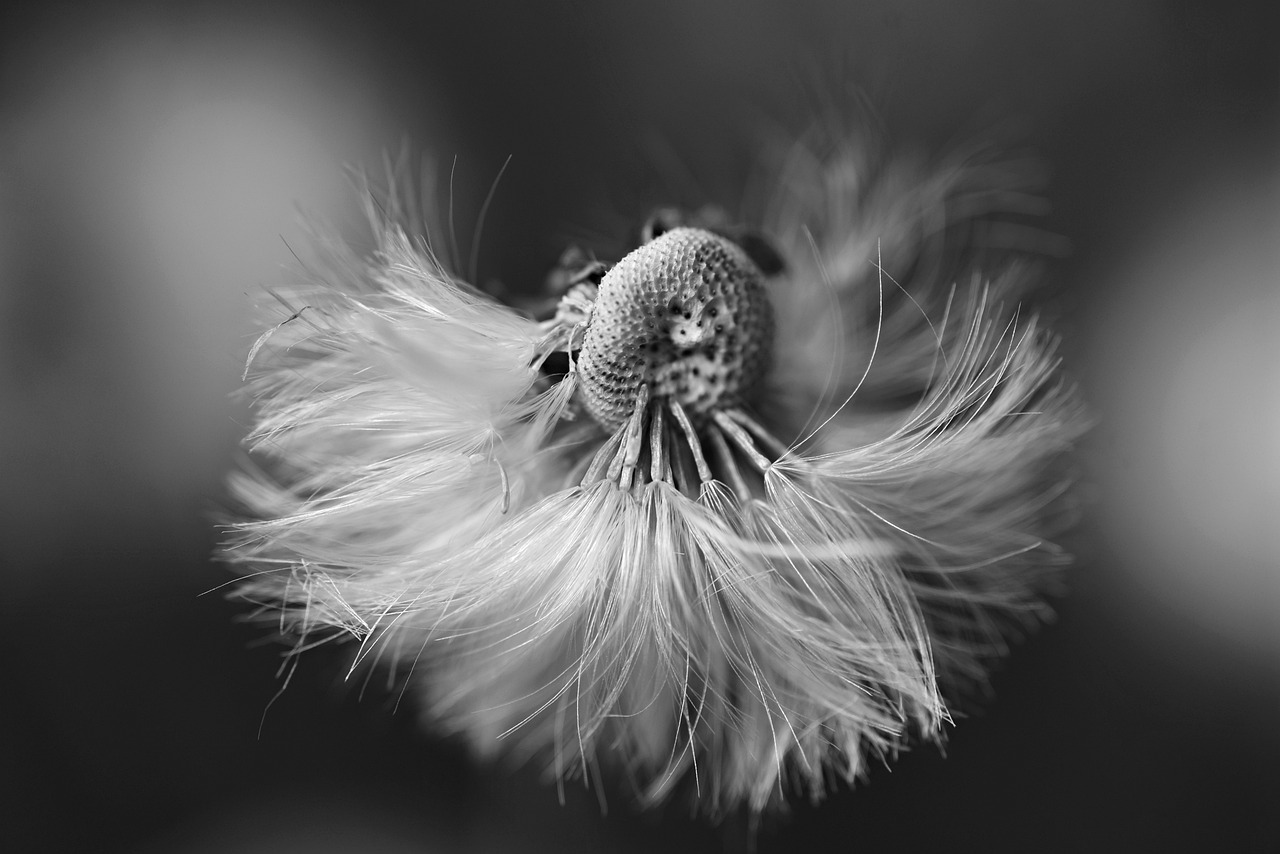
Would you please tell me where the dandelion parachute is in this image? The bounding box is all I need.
[224,118,1087,813]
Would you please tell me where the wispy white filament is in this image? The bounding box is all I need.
[225,121,1087,814]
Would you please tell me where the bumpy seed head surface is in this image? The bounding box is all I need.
[578,227,774,431]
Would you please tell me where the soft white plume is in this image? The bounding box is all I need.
[224,116,1087,814]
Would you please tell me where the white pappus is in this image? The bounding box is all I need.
[223,112,1088,814]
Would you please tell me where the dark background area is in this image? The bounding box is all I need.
[2,2,1277,851]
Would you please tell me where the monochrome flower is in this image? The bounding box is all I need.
[225,124,1087,813]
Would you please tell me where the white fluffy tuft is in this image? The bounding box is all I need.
[224,120,1087,815]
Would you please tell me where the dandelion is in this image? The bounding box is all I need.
[224,119,1087,814]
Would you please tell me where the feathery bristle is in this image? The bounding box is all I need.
[223,114,1088,815]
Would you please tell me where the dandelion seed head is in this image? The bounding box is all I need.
[225,125,1089,815]
[575,227,774,430]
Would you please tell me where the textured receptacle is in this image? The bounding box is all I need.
[577,227,774,430]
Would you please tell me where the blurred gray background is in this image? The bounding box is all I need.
[1,1,1277,851]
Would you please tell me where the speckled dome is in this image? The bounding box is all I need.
[577,227,774,430]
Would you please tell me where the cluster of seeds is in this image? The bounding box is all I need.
[575,228,774,431]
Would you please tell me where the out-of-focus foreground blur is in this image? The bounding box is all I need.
[2,2,1276,852]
